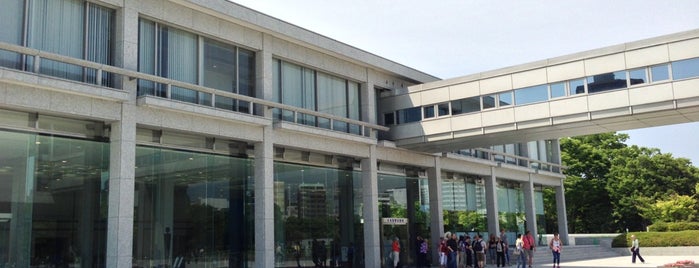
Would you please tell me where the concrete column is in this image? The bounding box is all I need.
[485,167,500,236]
[106,112,137,268]
[254,126,274,268]
[427,157,443,266]
[555,179,570,245]
[361,145,380,268]
[107,1,138,267]
[522,174,538,244]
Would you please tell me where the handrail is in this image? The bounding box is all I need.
[0,41,389,135]
[447,148,566,174]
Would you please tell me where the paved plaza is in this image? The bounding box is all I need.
[531,255,698,268]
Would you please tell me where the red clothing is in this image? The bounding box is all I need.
[522,234,535,249]
[392,241,400,252]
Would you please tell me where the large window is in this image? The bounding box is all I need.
[0,130,110,267]
[378,173,430,267]
[441,174,486,237]
[586,71,627,93]
[274,162,363,267]
[450,97,480,115]
[672,58,699,80]
[273,59,362,134]
[138,19,256,110]
[134,146,255,267]
[0,0,115,86]
[514,85,548,105]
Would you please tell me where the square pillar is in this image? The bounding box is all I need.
[361,145,380,267]
[485,167,500,235]
[522,174,538,243]
[427,157,443,266]
[254,126,275,268]
[107,1,138,266]
[555,180,570,245]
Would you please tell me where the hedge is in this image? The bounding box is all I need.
[612,231,699,247]
[648,222,699,232]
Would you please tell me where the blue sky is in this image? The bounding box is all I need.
[232,0,699,165]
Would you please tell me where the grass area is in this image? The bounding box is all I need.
[612,230,699,247]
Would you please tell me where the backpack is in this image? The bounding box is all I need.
[472,239,483,252]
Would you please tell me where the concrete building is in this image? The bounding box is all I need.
[0,0,698,267]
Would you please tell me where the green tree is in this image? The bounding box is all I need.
[638,194,698,223]
[559,132,699,233]
[606,146,699,230]
[560,133,626,233]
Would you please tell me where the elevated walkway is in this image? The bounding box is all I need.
[382,29,699,152]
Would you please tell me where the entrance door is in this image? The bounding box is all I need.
[380,218,409,268]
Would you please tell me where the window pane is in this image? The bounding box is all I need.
[134,147,255,267]
[672,58,699,80]
[569,79,585,95]
[650,64,669,82]
[0,0,24,69]
[586,71,627,93]
[204,38,236,92]
[424,106,435,118]
[451,97,480,115]
[482,95,495,109]
[162,27,198,103]
[27,0,84,81]
[317,72,348,131]
[85,4,115,87]
[514,85,548,105]
[0,131,110,267]
[397,107,422,124]
[348,82,360,134]
[498,92,513,106]
[281,62,303,122]
[437,103,450,116]
[384,113,395,125]
[550,82,566,98]
[238,49,256,113]
[628,68,646,86]
[138,19,159,96]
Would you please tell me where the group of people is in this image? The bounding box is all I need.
[429,228,532,268]
[393,230,647,268]
[427,229,560,268]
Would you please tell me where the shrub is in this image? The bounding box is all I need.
[649,222,699,232]
[612,231,699,247]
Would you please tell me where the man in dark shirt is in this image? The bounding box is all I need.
[446,232,459,268]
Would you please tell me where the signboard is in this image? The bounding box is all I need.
[381,217,408,225]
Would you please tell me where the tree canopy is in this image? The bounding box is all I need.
[558,132,699,233]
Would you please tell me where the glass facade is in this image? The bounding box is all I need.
[0,0,115,86]
[273,162,363,268]
[441,175,487,235]
[272,59,362,134]
[133,146,255,268]
[138,19,256,110]
[378,173,430,267]
[497,182,525,242]
[0,130,110,267]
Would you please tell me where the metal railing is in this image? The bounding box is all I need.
[448,148,566,174]
[0,41,389,137]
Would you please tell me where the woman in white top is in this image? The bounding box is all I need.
[515,234,526,268]
[548,232,562,268]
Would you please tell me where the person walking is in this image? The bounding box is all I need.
[515,234,526,268]
[522,230,535,268]
[447,232,459,268]
[472,234,486,268]
[499,228,510,266]
[630,234,646,264]
[548,232,562,268]
[494,236,506,267]
[392,236,401,268]
[417,236,428,268]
